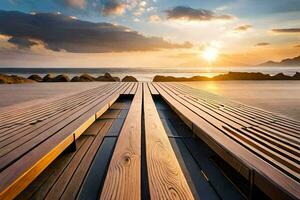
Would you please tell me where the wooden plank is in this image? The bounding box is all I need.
[0,84,113,129]
[0,83,123,168]
[0,83,111,122]
[57,120,114,199]
[44,136,94,200]
[173,83,300,131]
[129,83,138,95]
[182,138,245,199]
[100,109,122,119]
[147,82,159,95]
[143,83,195,200]
[83,120,107,136]
[78,137,117,200]
[0,83,127,200]
[165,83,300,158]
[16,134,89,200]
[153,83,300,200]
[17,119,113,200]
[169,138,219,200]
[161,83,300,175]
[119,82,130,94]
[0,85,112,139]
[124,82,135,94]
[0,84,115,145]
[100,83,142,200]
[105,118,125,137]
[0,132,75,200]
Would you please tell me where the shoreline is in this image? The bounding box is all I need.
[1,71,300,84]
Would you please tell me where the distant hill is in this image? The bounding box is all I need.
[259,55,300,66]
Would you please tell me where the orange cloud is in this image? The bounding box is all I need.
[234,24,252,31]
[256,42,270,46]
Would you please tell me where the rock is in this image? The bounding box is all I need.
[292,72,300,80]
[71,76,80,82]
[153,75,209,82]
[52,74,70,82]
[42,74,53,82]
[96,72,120,82]
[271,73,292,80]
[28,74,43,82]
[122,76,138,82]
[152,72,296,82]
[42,74,70,82]
[0,74,35,84]
[71,74,96,82]
[213,72,271,80]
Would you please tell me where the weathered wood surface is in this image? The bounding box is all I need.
[1,81,299,200]
[16,100,127,200]
[0,82,131,200]
[100,83,142,200]
[153,82,300,200]
[143,83,194,200]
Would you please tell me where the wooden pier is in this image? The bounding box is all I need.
[0,82,299,199]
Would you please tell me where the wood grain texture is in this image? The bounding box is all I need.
[163,83,300,173]
[130,83,138,95]
[100,83,142,200]
[0,83,123,171]
[60,120,113,199]
[0,83,126,200]
[153,82,300,200]
[147,83,159,95]
[143,83,194,200]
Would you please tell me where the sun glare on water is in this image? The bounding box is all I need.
[202,47,218,63]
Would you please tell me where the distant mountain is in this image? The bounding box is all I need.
[259,55,300,66]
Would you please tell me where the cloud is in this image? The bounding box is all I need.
[62,0,86,9]
[234,24,252,31]
[7,37,38,49]
[133,1,147,16]
[272,28,300,33]
[165,6,234,21]
[294,44,300,48]
[255,42,270,46]
[101,0,127,16]
[149,15,161,22]
[0,10,191,53]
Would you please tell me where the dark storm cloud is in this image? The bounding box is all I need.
[165,6,234,21]
[7,37,38,48]
[272,28,300,33]
[255,42,270,46]
[0,10,191,53]
[234,24,252,31]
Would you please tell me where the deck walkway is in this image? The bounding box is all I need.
[0,82,299,200]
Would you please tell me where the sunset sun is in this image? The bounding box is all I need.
[202,47,219,63]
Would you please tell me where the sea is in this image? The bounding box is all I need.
[0,66,299,81]
[0,66,299,120]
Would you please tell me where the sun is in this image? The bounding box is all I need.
[202,47,218,63]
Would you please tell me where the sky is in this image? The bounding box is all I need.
[0,0,299,68]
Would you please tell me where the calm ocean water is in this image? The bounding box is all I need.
[0,66,299,81]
